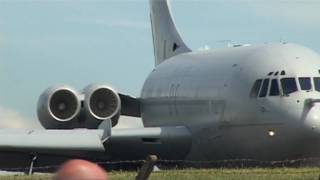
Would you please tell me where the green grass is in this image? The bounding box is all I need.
[1,168,320,180]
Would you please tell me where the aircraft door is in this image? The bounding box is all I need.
[209,100,226,123]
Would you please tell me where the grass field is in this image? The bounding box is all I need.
[1,168,320,180]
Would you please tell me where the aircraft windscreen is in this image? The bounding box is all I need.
[269,79,280,96]
[281,78,298,95]
[259,79,269,97]
[250,79,262,98]
[314,77,320,91]
[299,77,312,91]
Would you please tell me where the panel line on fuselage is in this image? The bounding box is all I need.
[219,122,284,128]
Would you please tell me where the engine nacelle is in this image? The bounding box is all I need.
[83,84,121,128]
[37,86,81,129]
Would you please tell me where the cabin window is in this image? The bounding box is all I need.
[259,79,269,98]
[314,77,320,92]
[299,77,312,91]
[269,79,280,96]
[250,79,262,98]
[281,78,298,95]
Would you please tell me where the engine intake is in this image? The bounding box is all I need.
[49,89,79,120]
[83,84,121,127]
[37,86,81,129]
[37,84,121,129]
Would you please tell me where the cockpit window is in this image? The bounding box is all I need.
[314,77,320,92]
[299,77,311,91]
[250,79,262,98]
[259,79,269,98]
[281,78,298,95]
[269,79,280,96]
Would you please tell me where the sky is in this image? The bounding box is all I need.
[0,0,319,129]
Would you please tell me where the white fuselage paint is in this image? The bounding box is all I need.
[140,43,320,161]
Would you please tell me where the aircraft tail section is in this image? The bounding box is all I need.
[150,0,191,66]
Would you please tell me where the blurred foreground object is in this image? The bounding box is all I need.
[54,159,108,180]
[136,155,158,180]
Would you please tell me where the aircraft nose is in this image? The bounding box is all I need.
[304,104,320,132]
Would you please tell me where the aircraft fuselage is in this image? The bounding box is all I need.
[141,43,320,161]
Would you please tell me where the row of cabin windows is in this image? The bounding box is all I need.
[250,77,320,98]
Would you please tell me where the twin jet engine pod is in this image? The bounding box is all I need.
[83,84,121,128]
[37,86,81,129]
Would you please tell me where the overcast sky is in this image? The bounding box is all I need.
[0,0,319,129]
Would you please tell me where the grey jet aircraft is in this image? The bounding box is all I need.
[0,0,320,172]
